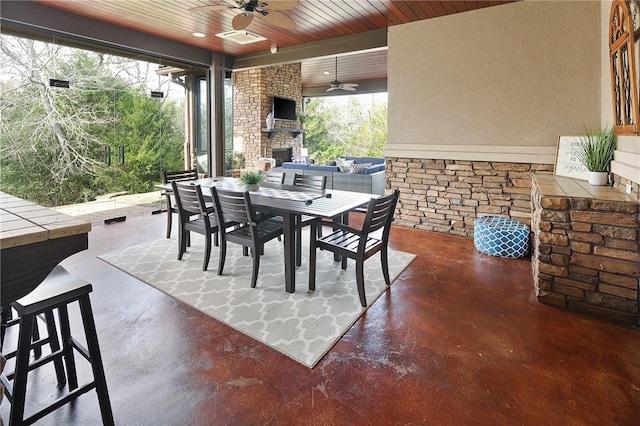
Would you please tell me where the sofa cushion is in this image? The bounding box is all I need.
[336,158,354,172]
[361,163,385,174]
[291,156,310,164]
[282,162,309,170]
[308,165,340,172]
[349,162,372,174]
[353,157,385,165]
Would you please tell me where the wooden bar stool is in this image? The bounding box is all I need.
[0,266,114,426]
[1,306,67,390]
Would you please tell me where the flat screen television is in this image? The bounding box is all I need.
[272,96,296,121]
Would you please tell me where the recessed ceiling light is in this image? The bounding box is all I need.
[323,71,330,75]
[192,32,206,38]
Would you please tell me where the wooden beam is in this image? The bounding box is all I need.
[0,0,212,68]
[230,28,387,70]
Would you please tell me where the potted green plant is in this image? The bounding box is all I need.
[239,170,265,191]
[570,127,617,185]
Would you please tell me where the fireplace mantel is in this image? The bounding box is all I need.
[261,128,304,139]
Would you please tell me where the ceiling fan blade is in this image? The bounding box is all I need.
[326,87,337,92]
[261,10,296,30]
[341,83,359,88]
[232,13,254,30]
[341,86,357,92]
[261,1,299,11]
[189,5,236,12]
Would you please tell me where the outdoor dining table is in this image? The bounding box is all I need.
[156,177,378,293]
[0,191,91,326]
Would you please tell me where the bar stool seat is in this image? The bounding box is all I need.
[0,265,114,426]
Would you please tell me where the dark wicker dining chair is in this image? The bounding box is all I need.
[210,187,284,288]
[162,169,198,238]
[308,189,399,307]
[172,182,219,271]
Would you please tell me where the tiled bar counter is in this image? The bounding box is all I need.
[531,175,640,325]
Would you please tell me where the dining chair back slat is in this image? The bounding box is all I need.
[289,173,328,266]
[264,172,285,184]
[171,182,219,271]
[365,193,397,233]
[163,169,198,184]
[173,183,200,216]
[162,169,198,238]
[210,187,284,288]
[293,174,327,190]
[213,189,251,224]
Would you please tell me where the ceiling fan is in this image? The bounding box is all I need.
[327,57,359,92]
[190,1,299,31]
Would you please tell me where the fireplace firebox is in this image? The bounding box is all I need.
[271,148,293,167]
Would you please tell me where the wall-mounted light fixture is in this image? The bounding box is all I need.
[270,43,278,54]
[49,78,70,88]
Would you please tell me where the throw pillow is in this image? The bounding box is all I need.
[349,162,371,174]
[336,158,353,173]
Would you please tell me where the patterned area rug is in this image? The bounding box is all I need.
[99,235,415,368]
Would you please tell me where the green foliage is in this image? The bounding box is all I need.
[0,36,184,206]
[571,127,617,172]
[232,152,245,169]
[239,170,265,185]
[302,96,386,165]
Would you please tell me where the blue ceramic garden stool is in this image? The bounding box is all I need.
[474,216,530,259]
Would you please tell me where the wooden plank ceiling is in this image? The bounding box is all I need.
[36,0,515,90]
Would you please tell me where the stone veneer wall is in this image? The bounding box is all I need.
[612,173,640,202]
[386,158,554,237]
[233,64,303,169]
[531,176,640,325]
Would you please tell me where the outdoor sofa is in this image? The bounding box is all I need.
[276,157,386,195]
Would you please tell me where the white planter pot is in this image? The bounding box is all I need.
[588,171,609,186]
[244,183,260,192]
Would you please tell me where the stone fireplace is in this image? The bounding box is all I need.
[232,64,303,170]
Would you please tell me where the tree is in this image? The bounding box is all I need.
[301,98,344,165]
[0,35,184,206]
[302,95,387,165]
